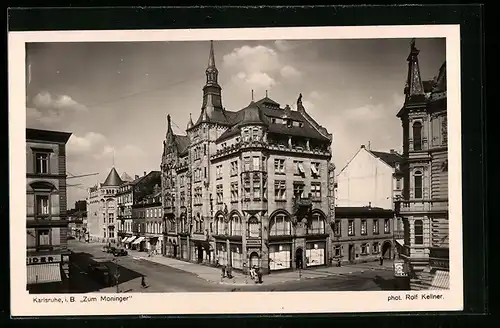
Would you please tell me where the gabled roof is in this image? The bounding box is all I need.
[102,167,123,186]
[368,150,403,169]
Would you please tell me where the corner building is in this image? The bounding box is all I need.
[161,41,335,274]
[396,40,449,289]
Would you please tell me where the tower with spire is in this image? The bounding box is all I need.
[396,39,449,290]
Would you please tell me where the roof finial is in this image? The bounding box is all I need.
[208,40,216,68]
[251,89,254,101]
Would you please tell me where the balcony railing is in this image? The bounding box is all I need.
[399,199,449,213]
[393,230,404,239]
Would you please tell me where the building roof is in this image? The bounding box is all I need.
[335,206,394,218]
[236,101,269,127]
[102,167,123,186]
[216,96,331,143]
[120,172,133,182]
[174,134,190,155]
[367,150,403,169]
[26,128,72,144]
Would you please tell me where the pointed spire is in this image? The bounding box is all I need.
[251,89,254,101]
[208,40,216,68]
[405,38,425,98]
[265,90,268,98]
[187,113,194,129]
[167,114,173,133]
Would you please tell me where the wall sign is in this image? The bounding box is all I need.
[27,254,62,265]
[393,259,408,277]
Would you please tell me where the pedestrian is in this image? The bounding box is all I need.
[221,265,226,278]
[337,258,341,267]
[379,256,384,266]
[256,267,263,284]
[141,276,147,288]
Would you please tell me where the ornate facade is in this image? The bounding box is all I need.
[161,41,335,274]
[396,39,448,289]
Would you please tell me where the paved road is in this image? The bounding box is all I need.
[68,241,400,293]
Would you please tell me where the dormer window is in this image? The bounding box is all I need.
[286,120,292,127]
[271,118,276,124]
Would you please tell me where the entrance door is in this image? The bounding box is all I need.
[348,244,355,262]
[197,245,203,263]
[382,241,392,259]
[249,252,259,268]
[295,248,304,269]
[173,245,178,258]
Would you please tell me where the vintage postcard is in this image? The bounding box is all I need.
[9,25,463,316]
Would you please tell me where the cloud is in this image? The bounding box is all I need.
[392,92,405,107]
[27,92,88,128]
[302,100,315,111]
[343,104,385,121]
[309,91,321,99]
[274,40,295,52]
[280,65,302,79]
[232,71,276,90]
[223,45,280,74]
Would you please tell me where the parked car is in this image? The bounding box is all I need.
[102,246,110,252]
[113,248,128,257]
[88,263,111,286]
[108,247,117,254]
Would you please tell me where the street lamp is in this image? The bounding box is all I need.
[113,258,120,293]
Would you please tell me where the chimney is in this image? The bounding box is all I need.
[368,202,372,208]
[390,149,395,153]
[135,175,139,180]
[144,171,147,176]
[360,144,365,149]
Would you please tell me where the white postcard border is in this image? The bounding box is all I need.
[9,25,463,316]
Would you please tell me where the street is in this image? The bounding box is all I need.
[68,240,401,293]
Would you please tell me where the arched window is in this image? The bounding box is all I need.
[308,213,326,234]
[414,220,424,245]
[413,121,423,151]
[248,216,260,238]
[414,170,423,199]
[230,214,242,236]
[269,213,291,236]
[216,214,225,235]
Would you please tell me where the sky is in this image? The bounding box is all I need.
[25,38,446,207]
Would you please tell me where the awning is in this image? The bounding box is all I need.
[132,236,145,245]
[297,162,305,174]
[27,263,62,285]
[396,239,404,246]
[127,236,137,243]
[311,164,318,175]
[430,270,449,289]
[121,237,128,242]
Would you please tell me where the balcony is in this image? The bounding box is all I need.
[399,199,449,214]
[393,230,404,239]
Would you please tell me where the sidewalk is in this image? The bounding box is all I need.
[126,249,394,286]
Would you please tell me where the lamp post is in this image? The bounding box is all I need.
[210,194,214,264]
[113,258,120,293]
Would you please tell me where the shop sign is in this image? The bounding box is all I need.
[393,259,408,277]
[27,254,62,265]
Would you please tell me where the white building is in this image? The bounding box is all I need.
[336,145,403,210]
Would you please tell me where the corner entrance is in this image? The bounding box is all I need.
[295,248,304,269]
[348,244,355,262]
[249,252,259,268]
[382,241,392,259]
[197,245,203,263]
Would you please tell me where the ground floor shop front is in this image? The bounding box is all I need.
[331,238,394,264]
[26,252,70,294]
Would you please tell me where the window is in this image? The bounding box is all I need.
[244,157,251,171]
[287,119,293,128]
[308,214,325,234]
[204,167,207,178]
[334,220,341,236]
[253,156,260,171]
[293,182,305,199]
[274,180,286,201]
[180,191,185,207]
[294,160,305,176]
[414,170,423,199]
[252,174,261,199]
[204,144,207,156]
[361,243,369,255]
[216,184,223,204]
[360,220,367,235]
[414,219,424,245]
[35,153,49,174]
[442,116,448,144]
[348,220,355,236]
[269,214,291,236]
[384,219,391,233]
[36,195,50,216]
[413,121,423,151]
[311,162,320,177]
[230,160,238,176]
[243,174,251,199]
[372,219,379,234]
[109,230,114,238]
[216,165,222,180]
[37,229,50,246]
[311,182,321,199]
[441,160,448,172]
[109,213,114,223]
[230,215,242,236]
[274,159,285,174]
[230,182,239,202]
[252,128,260,141]
[372,242,379,254]
[334,245,341,257]
[271,118,276,124]
[248,216,260,238]
[396,178,401,190]
[216,214,225,235]
[242,128,250,142]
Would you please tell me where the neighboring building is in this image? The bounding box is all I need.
[26,128,72,293]
[86,167,123,243]
[161,41,334,274]
[67,200,87,241]
[396,39,449,290]
[335,144,405,254]
[129,185,163,252]
[118,171,161,250]
[333,206,395,263]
